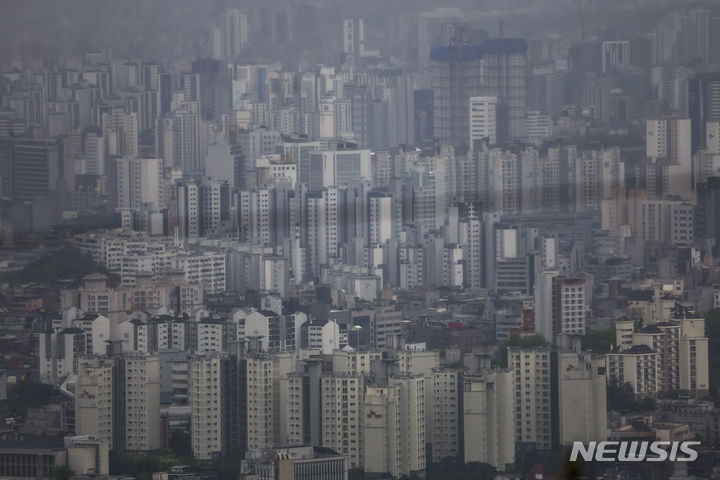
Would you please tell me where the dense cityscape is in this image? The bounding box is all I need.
[1,0,720,479]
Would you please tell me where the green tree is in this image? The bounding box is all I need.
[495,334,550,368]
[169,431,192,457]
[7,380,60,417]
[216,448,243,480]
[0,247,108,284]
[581,327,616,354]
[110,451,188,480]
[426,459,496,480]
[53,465,74,480]
[606,377,655,412]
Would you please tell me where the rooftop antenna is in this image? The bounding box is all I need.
[499,20,503,38]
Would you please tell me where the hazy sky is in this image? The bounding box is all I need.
[0,0,683,67]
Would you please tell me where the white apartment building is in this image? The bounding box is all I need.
[508,347,553,449]
[605,345,661,396]
[463,370,515,469]
[488,149,521,216]
[193,320,224,354]
[601,40,631,73]
[39,328,85,384]
[321,373,365,468]
[173,251,226,294]
[189,355,223,460]
[364,376,425,478]
[428,369,462,463]
[305,149,371,190]
[122,355,161,451]
[678,318,710,397]
[641,200,694,246]
[469,96,498,146]
[557,351,607,446]
[646,118,692,199]
[247,354,274,450]
[75,357,115,449]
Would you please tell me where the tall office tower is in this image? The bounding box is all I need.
[481,38,528,141]
[237,128,281,167]
[189,355,223,460]
[10,138,59,201]
[343,19,365,59]
[175,181,200,238]
[414,89,434,144]
[427,369,462,463]
[646,118,692,199]
[102,109,138,159]
[601,41,631,73]
[507,347,554,450]
[114,157,163,211]
[214,9,249,62]
[534,270,587,342]
[372,152,392,188]
[0,138,12,199]
[141,62,160,91]
[117,355,161,452]
[76,357,115,448]
[156,104,205,174]
[423,232,445,287]
[456,148,479,203]
[238,188,273,245]
[411,167,443,238]
[190,59,231,122]
[459,214,482,288]
[232,145,251,190]
[487,148,521,216]
[386,73,416,149]
[305,188,339,279]
[696,122,720,183]
[318,97,352,140]
[200,181,231,236]
[81,128,105,176]
[364,376,425,478]
[695,177,720,257]
[574,150,600,213]
[543,146,577,214]
[431,44,483,148]
[320,373,365,468]
[463,370,515,469]
[528,70,564,118]
[469,96,498,146]
[641,199,694,246]
[367,191,393,246]
[712,16,720,66]
[688,73,720,153]
[519,147,543,215]
[246,353,274,450]
[599,147,624,200]
[280,138,322,182]
[557,351,607,447]
[117,61,140,90]
[304,147,372,191]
